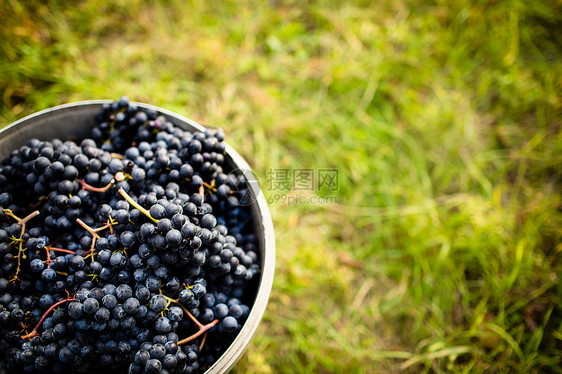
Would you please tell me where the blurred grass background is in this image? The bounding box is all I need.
[1,0,561,372]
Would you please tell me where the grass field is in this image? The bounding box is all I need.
[1,0,561,372]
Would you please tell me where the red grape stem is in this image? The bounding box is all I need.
[202,180,217,193]
[199,185,205,203]
[177,319,218,346]
[21,297,76,339]
[76,219,113,260]
[43,244,89,268]
[47,246,76,254]
[3,209,40,228]
[44,246,52,268]
[159,291,219,345]
[199,331,209,351]
[79,178,115,193]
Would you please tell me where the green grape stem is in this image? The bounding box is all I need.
[118,188,159,224]
[2,209,40,282]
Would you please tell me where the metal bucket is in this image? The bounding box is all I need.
[0,100,275,373]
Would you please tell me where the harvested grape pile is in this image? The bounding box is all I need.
[0,97,260,373]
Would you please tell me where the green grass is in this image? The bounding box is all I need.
[1,0,561,372]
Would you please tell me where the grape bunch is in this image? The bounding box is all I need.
[0,97,261,373]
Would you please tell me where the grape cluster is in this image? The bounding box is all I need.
[0,97,260,373]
